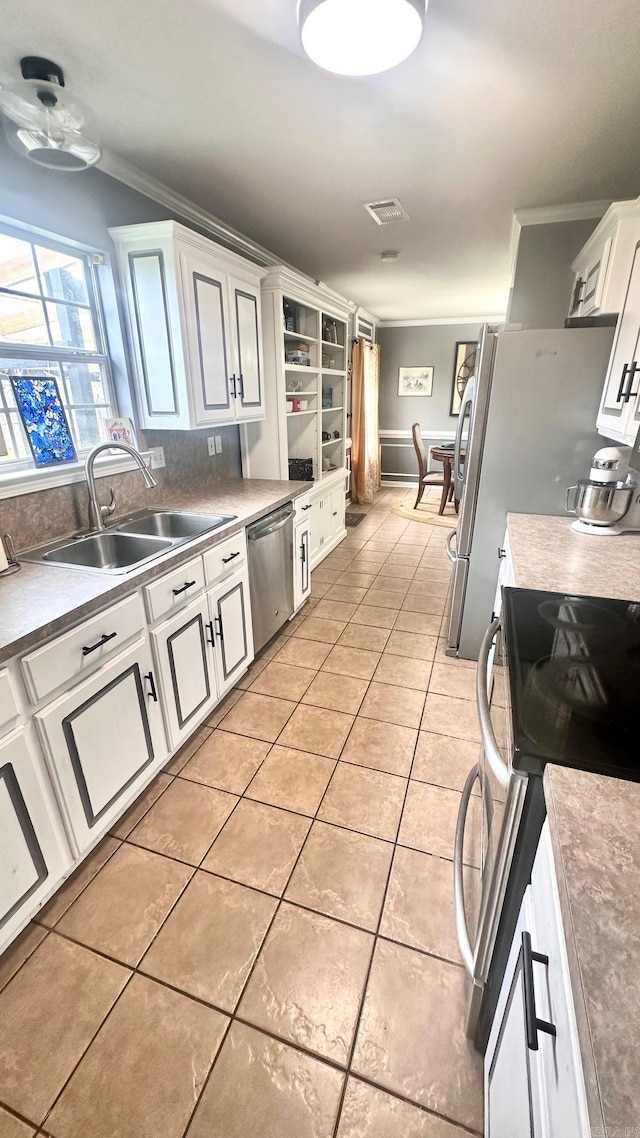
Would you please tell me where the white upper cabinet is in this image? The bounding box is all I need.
[570,198,640,444]
[597,240,640,442]
[569,199,640,321]
[109,221,266,430]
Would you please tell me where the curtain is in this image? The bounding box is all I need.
[351,338,381,504]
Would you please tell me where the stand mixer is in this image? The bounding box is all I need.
[567,446,640,536]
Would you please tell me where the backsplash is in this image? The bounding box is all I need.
[1,425,242,552]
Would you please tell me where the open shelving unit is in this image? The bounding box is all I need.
[241,267,351,487]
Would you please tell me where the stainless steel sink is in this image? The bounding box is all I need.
[41,532,173,572]
[20,507,238,574]
[114,510,235,541]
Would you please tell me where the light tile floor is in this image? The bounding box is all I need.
[0,487,485,1138]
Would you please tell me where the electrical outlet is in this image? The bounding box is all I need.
[207,436,216,457]
[215,435,222,454]
[149,446,165,469]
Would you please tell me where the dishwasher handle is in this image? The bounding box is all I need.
[247,505,293,541]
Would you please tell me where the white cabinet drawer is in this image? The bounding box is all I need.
[35,637,167,854]
[21,593,146,704]
[0,727,72,954]
[144,554,206,624]
[293,492,312,518]
[0,669,20,734]
[203,529,247,586]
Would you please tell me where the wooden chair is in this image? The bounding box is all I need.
[411,424,456,514]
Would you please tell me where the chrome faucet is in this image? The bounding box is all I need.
[85,443,157,532]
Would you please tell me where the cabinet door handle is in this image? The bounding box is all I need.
[570,276,584,314]
[172,580,196,596]
[206,620,215,645]
[497,547,506,560]
[237,373,244,399]
[300,542,306,564]
[623,361,639,403]
[617,363,631,404]
[82,631,117,656]
[332,510,338,516]
[521,931,556,1051]
[229,374,237,398]
[222,551,240,564]
[214,614,224,642]
[144,671,158,702]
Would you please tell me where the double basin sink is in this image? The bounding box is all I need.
[21,509,237,574]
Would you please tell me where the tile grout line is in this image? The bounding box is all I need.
[330,685,422,1138]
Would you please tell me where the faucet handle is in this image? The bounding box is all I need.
[100,488,116,519]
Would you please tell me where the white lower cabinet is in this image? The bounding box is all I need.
[486,825,589,1138]
[309,475,347,569]
[0,727,72,953]
[207,567,254,697]
[151,596,218,750]
[293,518,311,611]
[35,637,168,855]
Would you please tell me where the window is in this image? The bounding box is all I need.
[0,228,115,471]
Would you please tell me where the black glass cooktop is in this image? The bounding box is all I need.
[502,587,640,782]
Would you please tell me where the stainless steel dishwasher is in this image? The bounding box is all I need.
[246,503,294,653]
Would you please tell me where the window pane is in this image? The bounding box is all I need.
[70,406,110,450]
[35,245,90,305]
[46,301,96,350]
[0,358,112,464]
[0,234,39,295]
[0,375,31,464]
[0,293,49,345]
[60,360,109,407]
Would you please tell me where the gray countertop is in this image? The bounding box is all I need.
[0,478,310,665]
[508,511,640,1135]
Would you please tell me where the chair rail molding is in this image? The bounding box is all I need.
[379,427,456,485]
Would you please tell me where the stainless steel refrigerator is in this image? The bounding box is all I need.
[446,325,615,660]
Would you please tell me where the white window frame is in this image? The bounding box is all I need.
[0,217,148,499]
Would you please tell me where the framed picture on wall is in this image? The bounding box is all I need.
[398,366,434,396]
[450,341,478,415]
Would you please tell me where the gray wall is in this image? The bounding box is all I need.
[507,218,599,329]
[378,323,483,432]
[0,135,242,544]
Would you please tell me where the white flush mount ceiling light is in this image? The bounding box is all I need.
[0,57,101,172]
[299,0,425,76]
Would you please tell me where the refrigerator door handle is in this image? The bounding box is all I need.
[453,375,475,499]
[454,762,482,976]
[477,618,510,790]
[445,528,458,563]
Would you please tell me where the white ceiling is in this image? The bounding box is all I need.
[2,0,640,319]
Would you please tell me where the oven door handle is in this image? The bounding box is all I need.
[454,762,482,977]
[477,617,510,790]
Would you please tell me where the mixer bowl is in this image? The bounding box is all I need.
[567,479,633,527]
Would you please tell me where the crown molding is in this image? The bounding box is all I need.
[506,200,612,297]
[378,315,503,328]
[98,148,369,316]
[98,149,283,268]
[514,200,612,226]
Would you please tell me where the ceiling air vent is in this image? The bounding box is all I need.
[363,198,410,225]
